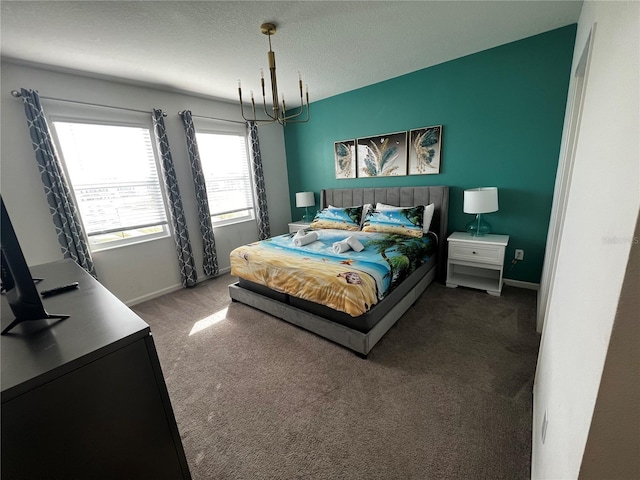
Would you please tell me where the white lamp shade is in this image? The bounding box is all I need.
[463,187,499,214]
[295,191,315,208]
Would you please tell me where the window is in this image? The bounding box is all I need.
[51,120,170,250]
[195,129,255,226]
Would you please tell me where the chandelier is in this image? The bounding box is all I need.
[238,23,310,126]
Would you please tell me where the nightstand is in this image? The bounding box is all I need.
[446,232,509,296]
[288,220,312,233]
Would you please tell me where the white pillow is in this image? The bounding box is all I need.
[375,202,435,233]
[423,203,435,234]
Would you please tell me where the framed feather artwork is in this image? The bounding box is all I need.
[409,125,443,175]
[356,131,408,177]
[334,139,356,179]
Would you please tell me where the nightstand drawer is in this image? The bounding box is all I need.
[449,243,504,264]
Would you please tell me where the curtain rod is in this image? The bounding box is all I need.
[10,90,167,117]
[179,111,245,125]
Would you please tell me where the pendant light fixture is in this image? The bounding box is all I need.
[237,22,310,126]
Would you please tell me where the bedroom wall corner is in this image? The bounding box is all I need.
[283,25,577,285]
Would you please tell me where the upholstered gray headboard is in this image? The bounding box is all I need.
[321,186,450,279]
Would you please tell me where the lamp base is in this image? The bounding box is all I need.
[302,207,314,222]
[466,214,492,237]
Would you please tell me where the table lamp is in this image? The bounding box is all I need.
[295,191,315,222]
[463,187,498,236]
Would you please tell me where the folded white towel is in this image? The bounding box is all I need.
[332,239,351,254]
[346,236,364,252]
[293,229,306,239]
[293,231,318,247]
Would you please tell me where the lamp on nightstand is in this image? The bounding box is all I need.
[295,191,315,222]
[463,187,498,236]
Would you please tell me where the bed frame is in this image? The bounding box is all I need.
[229,186,449,357]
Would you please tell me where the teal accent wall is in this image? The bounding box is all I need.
[284,25,576,283]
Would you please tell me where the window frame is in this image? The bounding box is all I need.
[47,105,172,252]
[193,119,256,228]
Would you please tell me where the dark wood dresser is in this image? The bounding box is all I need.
[1,259,191,479]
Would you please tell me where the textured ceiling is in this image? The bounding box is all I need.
[0,1,582,104]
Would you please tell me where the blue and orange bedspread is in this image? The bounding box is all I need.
[230,229,436,317]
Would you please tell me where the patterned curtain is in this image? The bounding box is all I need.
[246,121,270,240]
[178,110,218,276]
[19,88,96,277]
[152,109,197,287]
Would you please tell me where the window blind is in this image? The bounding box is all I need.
[53,122,168,236]
[196,132,253,218]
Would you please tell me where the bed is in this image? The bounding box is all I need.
[229,186,449,356]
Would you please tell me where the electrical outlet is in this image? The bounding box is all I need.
[515,249,524,261]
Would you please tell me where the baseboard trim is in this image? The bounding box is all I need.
[504,278,540,291]
[126,266,232,306]
[126,283,184,306]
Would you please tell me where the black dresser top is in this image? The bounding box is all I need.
[1,259,150,401]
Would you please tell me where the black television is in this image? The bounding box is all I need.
[1,195,68,335]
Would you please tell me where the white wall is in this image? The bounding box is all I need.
[579,213,640,479]
[532,2,639,479]
[0,61,291,304]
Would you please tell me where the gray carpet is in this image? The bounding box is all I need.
[132,274,539,479]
